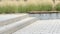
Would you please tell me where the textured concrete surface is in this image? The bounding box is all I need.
[13,19,60,34]
[0,14,27,21]
[0,14,60,34]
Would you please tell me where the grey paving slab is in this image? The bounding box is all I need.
[13,19,60,34]
[0,14,27,21]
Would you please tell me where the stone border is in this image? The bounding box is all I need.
[29,11,60,14]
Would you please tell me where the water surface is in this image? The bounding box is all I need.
[29,13,60,20]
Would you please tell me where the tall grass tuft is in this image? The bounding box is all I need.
[38,4,52,11]
[0,4,52,13]
[0,5,17,13]
[55,3,60,11]
[18,4,52,13]
[18,5,28,13]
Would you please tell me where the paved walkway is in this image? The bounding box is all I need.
[0,14,27,21]
[13,19,60,34]
[0,14,60,34]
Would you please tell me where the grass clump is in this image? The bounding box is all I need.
[18,5,28,13]
[0,4,52,13]
[18,4,52,13]
[18,5,36,13]
[55,3,60,11]
[38,4,52,11]
[0,5,17,13]
[31,4,52,11]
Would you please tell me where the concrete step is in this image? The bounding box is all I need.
[0,14,29,26]
[13,19,60,34]
[0,17,38,34]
